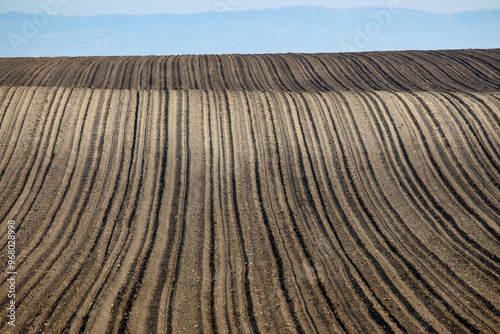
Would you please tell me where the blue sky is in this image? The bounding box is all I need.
[1,0,500,15]
[1,1,499,57]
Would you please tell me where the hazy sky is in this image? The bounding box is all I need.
[1,0,500,15]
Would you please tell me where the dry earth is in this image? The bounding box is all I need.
[0,49,499,333]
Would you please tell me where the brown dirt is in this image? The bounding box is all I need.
[0,50,499,333]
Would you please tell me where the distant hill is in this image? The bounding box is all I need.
[0,6,499,57]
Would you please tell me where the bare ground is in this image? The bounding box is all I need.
[0,50,499,333]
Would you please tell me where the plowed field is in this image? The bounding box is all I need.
[0,49,499,333]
